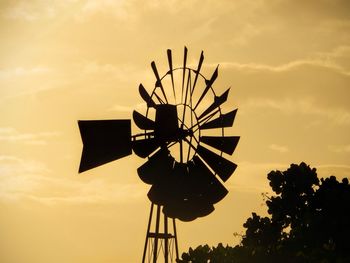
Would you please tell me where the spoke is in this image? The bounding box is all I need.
[190,132,199,145]
[189,108,220,132]
[183,137,197,152]
[194,66,218,111]
[186,137,193,163]
[179,139,183,163]
[153,91,165,104]
[186,87,194,162]
[166,141,178,149]
[131,131,155,140]
[177,116,199,145]
[181,69,191,128]
[198,108,220,124]
[198,88,230,120]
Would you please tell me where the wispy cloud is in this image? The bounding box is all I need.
[216,59,350,76]
[0,0,80,21]
[241,98,350,126]
[0,154,146,204]
[203,44,350,76]
[1,1,55,21]
[328,144,350,153]
[0,127,61,145]
[0,67,51,80]
[81,61,150,83]
[77,0,131,21]
[25,182,147,205]
[269,144,289,153]
[0,156,50,201]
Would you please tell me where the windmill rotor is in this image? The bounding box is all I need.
[78,47,239,261]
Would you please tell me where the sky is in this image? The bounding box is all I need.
[1,0,350,262]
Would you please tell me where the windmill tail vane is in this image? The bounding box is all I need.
[77,47,239,262]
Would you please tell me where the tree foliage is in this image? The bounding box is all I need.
[178,162,350,263]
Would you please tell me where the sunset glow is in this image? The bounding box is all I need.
[1,1,350,262]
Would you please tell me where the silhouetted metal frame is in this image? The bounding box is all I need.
[142,203,178,263]
[145,66,224,163]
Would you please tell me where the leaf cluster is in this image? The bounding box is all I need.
[178,163,350,263]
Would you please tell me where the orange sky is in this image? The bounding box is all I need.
[1,1,350,262]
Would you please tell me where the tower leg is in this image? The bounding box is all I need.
[173,218,179,260]
[142,203,154,263]
[142,203,179,263]
[164,214,168,263]
[153,205,161,263]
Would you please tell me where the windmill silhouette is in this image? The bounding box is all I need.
[78,47,239,262]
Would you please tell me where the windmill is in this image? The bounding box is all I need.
[78,47,239,262]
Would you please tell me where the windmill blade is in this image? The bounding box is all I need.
[189,156,228,204]
[148,184,167,205]
[197,145,237,182]
[200,136,240,155]
[132,137,160,158]
[151,61,168,103]
[133,110,155,130]
[188,156,216,195]
[139,84,156,107]
[165,162,188,199]
[137,149,174,185]
[198,88,230,120]
[194,66,218,110]
[163,203,197,221]
[148,162,188,206]
[204,179,228,204]
[168,162,189,200]
[163,199,214,222]
[167,49,176,100]
[78,120,132,173]
[181,46,188,102]
[191,51,204,95]
[191,199,214,218]
[200,109,237,130]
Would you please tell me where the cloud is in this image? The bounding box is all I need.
[78,0,131,21]
[269,144,289,153]
[0,67,51,80]
[215,59,350,76]
[80,61,151,83]
[27,182,147,205]
[1,0,61,21]
[328,144,350,153]
[0,156,50,201]
[0,153,146,204]
[0,127,61,145]
[241,98,350,126]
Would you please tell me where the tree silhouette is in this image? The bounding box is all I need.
[178,162,350,263]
